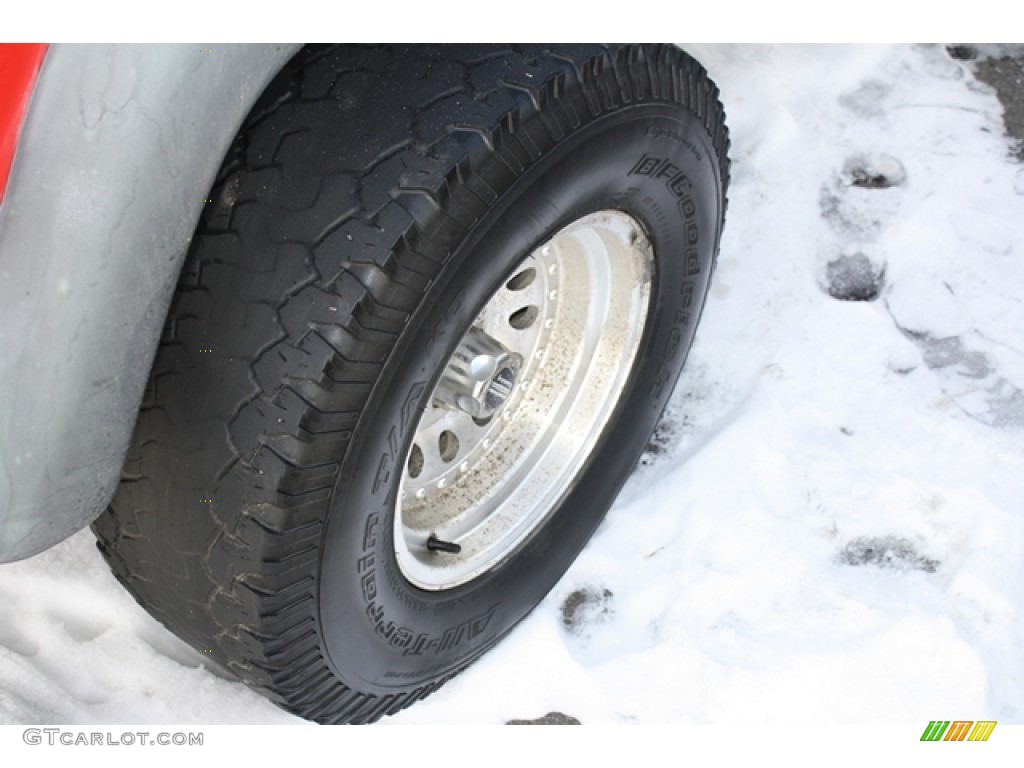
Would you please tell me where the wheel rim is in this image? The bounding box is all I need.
[394,210,654,590]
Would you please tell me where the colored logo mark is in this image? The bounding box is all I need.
[920,721,996,742]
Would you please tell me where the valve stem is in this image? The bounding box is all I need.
[426,535,462,554]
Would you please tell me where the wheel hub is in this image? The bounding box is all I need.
[433,326,522,420]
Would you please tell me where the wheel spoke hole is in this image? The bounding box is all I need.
[509,305,539,330]
[472,415,493,427]
[506,268,536,291]
[438,431,460,463]
[408,443,424,479]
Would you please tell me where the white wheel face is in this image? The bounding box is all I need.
[394,211,654,590]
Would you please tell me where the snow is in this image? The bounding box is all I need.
[1,44,1022,726]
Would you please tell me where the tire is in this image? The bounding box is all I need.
[92,44,729,724]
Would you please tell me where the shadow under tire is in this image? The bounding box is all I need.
[91,43,729,724]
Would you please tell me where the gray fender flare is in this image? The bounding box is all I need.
[0,43,303,561]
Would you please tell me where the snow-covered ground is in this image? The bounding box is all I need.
[2,44,1022,725]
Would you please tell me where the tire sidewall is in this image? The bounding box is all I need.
[319,104,724,692]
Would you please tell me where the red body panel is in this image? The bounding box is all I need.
[0,43,47,204]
